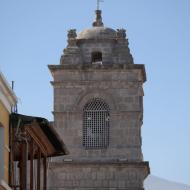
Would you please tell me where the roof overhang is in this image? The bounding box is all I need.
[10,113,68,160]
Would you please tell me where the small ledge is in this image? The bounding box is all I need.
[63,158,73,162]
[51,159,149,168]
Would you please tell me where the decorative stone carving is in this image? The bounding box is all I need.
[67,29,77,47]
[68,29,77,39]
[116,29,127,39]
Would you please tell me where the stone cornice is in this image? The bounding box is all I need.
[52,110,142,115]
[51,160,149,166]
[48,64,146,82]
[50,160,150,175]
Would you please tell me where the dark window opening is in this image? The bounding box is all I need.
[91,52,102,64]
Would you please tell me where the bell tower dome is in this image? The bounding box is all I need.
[48,9,150,190]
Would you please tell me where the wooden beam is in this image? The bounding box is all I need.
[37,148,41,190]
[26,123,54,156]
[19,150,22,190]
[22,142,27,190]
[43,156,47,190]
[30,139,34,190]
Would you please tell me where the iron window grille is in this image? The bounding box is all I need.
[83,98,110,149]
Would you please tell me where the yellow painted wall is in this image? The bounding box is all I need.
[0,101,10,184]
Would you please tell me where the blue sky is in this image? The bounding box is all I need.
[0,0,190,186]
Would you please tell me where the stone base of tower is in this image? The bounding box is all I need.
[48,160,149,190]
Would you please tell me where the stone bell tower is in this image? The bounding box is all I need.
[48,9,150,190]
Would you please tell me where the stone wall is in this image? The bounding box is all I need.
[48,161,149,190]
[49,66,145,162]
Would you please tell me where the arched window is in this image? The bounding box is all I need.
[83,98,110,149]
[91,52,102,64]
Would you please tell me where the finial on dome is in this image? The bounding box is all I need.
[93,10,104,27]
[96,0,104,10]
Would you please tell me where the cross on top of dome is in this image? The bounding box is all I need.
[96,0,104,10]
[93,0,104,27]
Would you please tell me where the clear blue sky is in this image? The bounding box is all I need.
[0,0,190,186]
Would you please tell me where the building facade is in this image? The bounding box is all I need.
[0,72,17,190]
[48,10,150,190]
